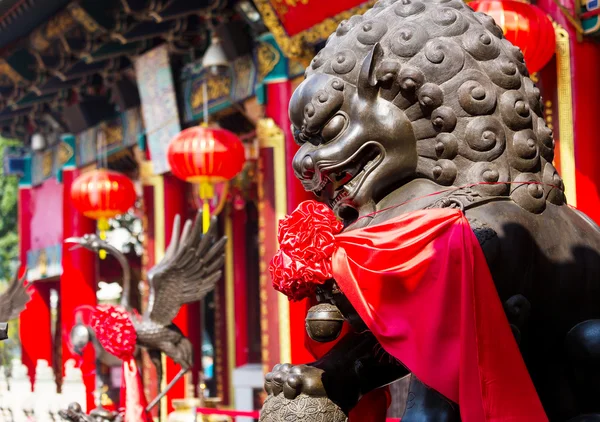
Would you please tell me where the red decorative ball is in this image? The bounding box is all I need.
[269,200,343,301]
[91,305,137,360]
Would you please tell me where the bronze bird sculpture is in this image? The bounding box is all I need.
[65,211,226,407]
[58,402,122,422]
[0,269,31,341]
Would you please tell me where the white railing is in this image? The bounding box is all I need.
[0,359,87,422]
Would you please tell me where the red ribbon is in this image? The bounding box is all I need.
[120,359,152,422]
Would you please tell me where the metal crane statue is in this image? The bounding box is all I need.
[0,269,31,342]
[64,211,226,412]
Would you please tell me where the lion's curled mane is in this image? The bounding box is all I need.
[303,0,564,214]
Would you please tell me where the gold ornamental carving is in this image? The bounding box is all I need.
[42,150,53,178]
[257,42,281,80]
[190,75,232,110]
[104,124,124,147]
[69,4,105,34]
[58,141,74,166]
[30,30,51,52]
[253,0,376,63]
[257,155,271,374]
[554,23,576,207]
[0,60,24,85]
[45,13,76,39]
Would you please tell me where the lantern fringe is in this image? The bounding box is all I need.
[98,218,110,260]
[199,182,214,233]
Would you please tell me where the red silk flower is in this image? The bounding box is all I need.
[92,305,136,360]
[269,200,343,301]
[92,305,151,422]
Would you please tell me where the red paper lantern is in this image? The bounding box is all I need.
[71,169,136,223]
[469,0,556,74]
[167,126,246,185]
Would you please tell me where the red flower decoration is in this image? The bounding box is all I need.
[269,200,343,301]
[92,305,137,360]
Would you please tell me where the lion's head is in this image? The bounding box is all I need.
[290,0,565,224]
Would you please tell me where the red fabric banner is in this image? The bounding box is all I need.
[332,208,547,421]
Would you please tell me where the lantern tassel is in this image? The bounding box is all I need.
[199,182,214,233]
[98,218,110,260]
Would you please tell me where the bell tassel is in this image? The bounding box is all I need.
[98,218,109,260]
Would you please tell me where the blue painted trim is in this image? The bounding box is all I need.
[18,155,32,187]
[137,133,147,152]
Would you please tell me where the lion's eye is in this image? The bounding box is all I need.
[321,114,347,142]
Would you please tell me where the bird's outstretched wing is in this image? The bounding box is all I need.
[0,269,31,322]
[147,211,226,327]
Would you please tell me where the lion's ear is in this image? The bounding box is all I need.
[358,43,383,101]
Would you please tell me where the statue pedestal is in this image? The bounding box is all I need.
[259,394,347,422]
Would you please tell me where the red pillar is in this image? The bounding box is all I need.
[265,81,315,364]
[163,174,199,409]
[232,207,249,368]
[61,167,97,411]
[18,186,53,390]
[141,183,159,419]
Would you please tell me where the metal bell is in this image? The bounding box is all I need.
[305,303,345,343]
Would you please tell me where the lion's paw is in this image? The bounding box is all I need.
[264,363,326,400]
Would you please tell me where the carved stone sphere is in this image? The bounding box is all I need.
[305,303,345,343]
[259,394,347,422]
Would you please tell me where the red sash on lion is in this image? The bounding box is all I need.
[274,202,547,421]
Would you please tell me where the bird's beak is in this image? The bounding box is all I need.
[64,237,83,251]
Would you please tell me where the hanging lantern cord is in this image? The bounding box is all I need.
[98,218,109,260]
[199,182,213,233]
[199,78,211,233]
[202,80,209,127]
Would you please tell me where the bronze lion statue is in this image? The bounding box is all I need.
[261,0,600,420]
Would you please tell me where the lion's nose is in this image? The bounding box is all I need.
[293,154,315,180]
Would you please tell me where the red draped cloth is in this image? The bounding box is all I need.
[120,358,151,422]
[331,208,547,422]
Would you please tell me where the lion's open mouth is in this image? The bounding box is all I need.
[312,143,383,211]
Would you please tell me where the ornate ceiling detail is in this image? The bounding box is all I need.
[0,0,228,139]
